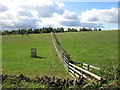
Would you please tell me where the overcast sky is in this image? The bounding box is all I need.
[0,0,119,31]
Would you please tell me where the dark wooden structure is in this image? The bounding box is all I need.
[31,48,37,57]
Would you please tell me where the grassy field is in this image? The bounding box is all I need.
[2,31,118,78]
[56,31,118,69]
[2,31,119,88]
[2,34,70,78]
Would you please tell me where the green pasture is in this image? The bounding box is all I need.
[2,31,118,79]
[56,31,118,69]
[2,34,70,78]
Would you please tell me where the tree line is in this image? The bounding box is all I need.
[1,27,101,35]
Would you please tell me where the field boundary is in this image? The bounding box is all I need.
[51,32,103,83]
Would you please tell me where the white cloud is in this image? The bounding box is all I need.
[0,0,54,7]
[80,7,118,23]
[0,4,9,12]
[0,0,117,30]
[55,1,65,8]
[81,23,104,28]
[18,5,64,18]
[60,20,80,27]
[63,10,78,20]
[0,0,66,30]
[60,0,119,2]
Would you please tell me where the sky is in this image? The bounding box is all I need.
[0,0,119,31]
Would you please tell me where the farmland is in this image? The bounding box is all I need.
[2,31,118,77]
[2,34,70,78]
[2,31,119,88]
[56,31,118,70]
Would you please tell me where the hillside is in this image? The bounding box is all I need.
[2,34,70,78]
[56,31,118,69]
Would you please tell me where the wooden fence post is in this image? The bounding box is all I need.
[74,63,76,77]
[81,63,83,68]
[68,60,69,73]
[88,65,90,71]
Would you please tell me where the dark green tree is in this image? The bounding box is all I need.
[28,28,33,34]
[98,29,102,31]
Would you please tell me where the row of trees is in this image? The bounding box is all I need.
[68,27,101,32]
[1,27,101,35]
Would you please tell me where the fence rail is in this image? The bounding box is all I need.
[51,32,103,82]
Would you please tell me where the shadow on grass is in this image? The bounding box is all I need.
[32,56,46,59]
